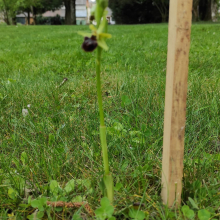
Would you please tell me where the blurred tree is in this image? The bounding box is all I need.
[199,0,212,20]
[192,0,200,21]
[0,0,20,24]
[31,0,63,24]
[20,0,42,24]
[109,0,163,24]
[0,0,64,25]
[0,0,9,24]
[63,0,76,25]
[35,0,76,25]
[152,0,169,22]
[199,0,219,21]
[41,0,63,11]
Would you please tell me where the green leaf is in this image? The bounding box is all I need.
[28,196,31,204]
[121,161,129,170]
[78,31,92,37]
[55,207,63,212]
[48,134,55,145]
[113,122,124,131]
[77,179,91,189]
[72,213,83,220]
[97,9,108,33]
[31,198,46,211]
[129,131,142,137]
[188,197,199,209]
[12,158,20,168]
[99,32,112,39]
[31,199,40,207]
[50,180,60,196]
[198,209,211,220]
[76,179,93,194]
[64,179,75,194]
[20,151,28,165]
[128,208,145,220]
[182,205,195,219]
[145,129,152,137]
[27,213,41,220]
[95,197,114,219]
[108,217,116,220]
[27,214,35,220]
[19,204,30,208]
[97,38,109,51]
[82,179,91,189]
[38,205,45,212]
[121,95,132,107]
[37,211,44,218]
[72,195,85,203]
[100,197,111,207]
[8,188,18,200]
[114,183,123,191]
[39,197,47,206]
[89,24,97,31]
[15,176,25,193]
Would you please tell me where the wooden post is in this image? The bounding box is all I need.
[161,0,193,207]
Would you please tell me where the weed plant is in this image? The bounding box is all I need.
[0,24,219,219]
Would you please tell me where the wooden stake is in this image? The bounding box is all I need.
[161,0,193,207]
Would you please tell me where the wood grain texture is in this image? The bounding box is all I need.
[161,0,193,207]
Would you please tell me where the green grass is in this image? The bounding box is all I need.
[0,24,219,219]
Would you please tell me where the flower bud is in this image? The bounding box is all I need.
[90,15,95,21]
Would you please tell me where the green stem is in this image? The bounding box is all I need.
[100,125,109,175]
[96,46,105,127]
[95,2,113,203]
[96,46,109,175]
[96,46,113,203]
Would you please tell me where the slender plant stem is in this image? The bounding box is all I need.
[95,2,113,203]
[96,46,110,175]
[96,47,105,127]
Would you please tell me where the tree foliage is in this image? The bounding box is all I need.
[109,0,219,24]
[109,0,169,24]
[199,0,219,21]
[0,0,21,24]
[0,0,63,24]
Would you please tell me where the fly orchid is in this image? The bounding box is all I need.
[78,10,112,52]
[78,0,114,204]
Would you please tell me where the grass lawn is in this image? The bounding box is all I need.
[0,23,219,219]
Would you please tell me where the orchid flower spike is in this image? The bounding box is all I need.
[78,9,111,52]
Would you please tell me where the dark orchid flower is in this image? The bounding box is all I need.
[78,10,111,52]
[82,35,98,52]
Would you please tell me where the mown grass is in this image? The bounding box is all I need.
[0,24,219,219]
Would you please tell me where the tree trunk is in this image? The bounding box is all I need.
[161,13,167,22]
[2,0,10,24]
[3,10,10,25]
[12,16,17,25]
[28,10,30,24]
[64,0,76,25]
[32,6,37,25]
[192,0,199,21]
[199,0,212,21]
